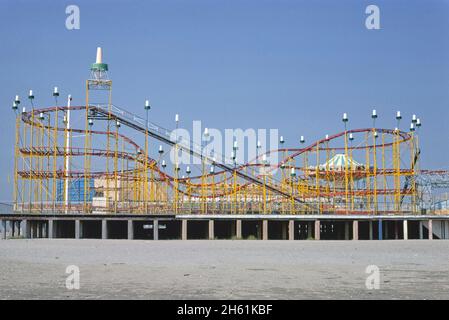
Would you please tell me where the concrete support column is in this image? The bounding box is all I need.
[48,220,54,239]
[30,222,34,238]
[288,220,294,241]
[42,222,47,238]
[262,220,268,240]
[344,222,350,240]
[428,219,433,240]
[369,221,373,240]
[419,221,423,239]
[314,220,320,240]
[308,222,313,239]
[28,220,33,239]
[75,220,82,239]
[17,221,21,237]
[182,220,187,240]
[127,220,134,240]
[378,220,383,240]
[34,222,39,238]
[394,221,399,240]
[37,222,43,238]
[41,222,45,238]
[101,220,108,240]
[153,220,159,240]
[403,220,408,240]
[27,221,31,239]
[1,220,6,239]
[11,221,15,238]
[208,220,214,240]
[441,221,449,239]
[23,220,31,239]
[30,222,35,239]
[352,220,359,240]
[236,220,242,239]
[41,222,46,238]
[35,222,40,238]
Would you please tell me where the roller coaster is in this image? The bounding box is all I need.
[10,49,449,215]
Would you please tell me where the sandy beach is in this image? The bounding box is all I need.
[1,239,448,299]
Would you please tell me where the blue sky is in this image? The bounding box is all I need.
[0,0,448,201]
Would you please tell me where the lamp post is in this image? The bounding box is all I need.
[415,117,422,212]
[279,135,287,212]
[174,114,180,213]
[410,120,416,213]
[233,141,238,214]
[395,111,402,130]
[290,167,296,213]
[12,97,20,212]
[393,111,402,212]
[143,100,151,212]
[342,113,349,213]
[201,127,210,214]
[28,90,34,108]
[63,94,73,214]
[53,87,59,105]
[186,165,191,213]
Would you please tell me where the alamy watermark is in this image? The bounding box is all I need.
[365,5,381,30]
[66,5,80,30]
[65,265,80,290]
[365,265,380,290]
[168,120,279,169]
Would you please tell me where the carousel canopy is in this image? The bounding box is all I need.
[317,154,364,171]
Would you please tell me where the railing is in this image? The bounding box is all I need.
[12,200,429,216]
[105,104,230,164]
